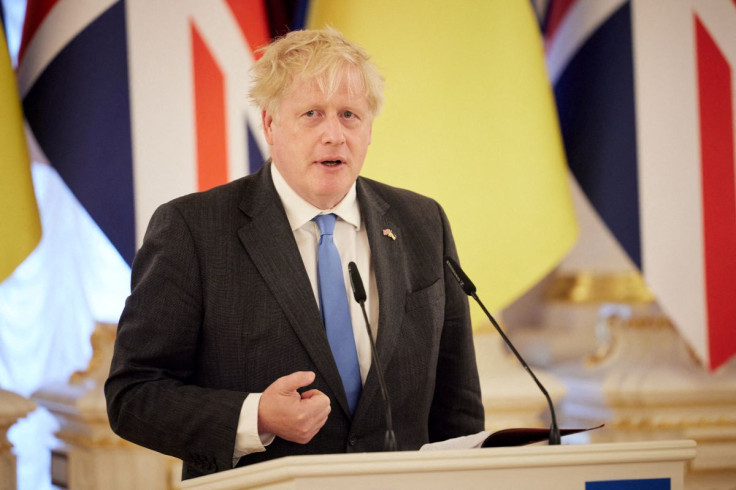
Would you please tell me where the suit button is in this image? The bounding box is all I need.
[349,437,357,446]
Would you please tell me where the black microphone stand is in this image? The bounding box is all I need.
[445,257,561,445]
[348,262,397,451]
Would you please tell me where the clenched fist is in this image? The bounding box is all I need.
[257,371,331,444]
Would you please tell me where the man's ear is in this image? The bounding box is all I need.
[262,110,274,145]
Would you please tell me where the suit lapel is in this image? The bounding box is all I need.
[354,178,407,417]
[236,164,349,413]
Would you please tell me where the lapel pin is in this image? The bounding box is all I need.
[382,228,397,240]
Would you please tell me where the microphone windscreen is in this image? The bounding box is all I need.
[348,262,367,302]
[444,257,477,295]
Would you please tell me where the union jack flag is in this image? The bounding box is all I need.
[544,0,736,370]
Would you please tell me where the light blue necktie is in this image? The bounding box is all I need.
[313,213,362,414]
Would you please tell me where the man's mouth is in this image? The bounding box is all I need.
[320,160,343,167]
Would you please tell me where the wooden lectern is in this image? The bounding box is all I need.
[181,440,695,489]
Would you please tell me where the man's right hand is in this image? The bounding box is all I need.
[257,371,331,444]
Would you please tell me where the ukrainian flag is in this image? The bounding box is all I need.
[0,28,41,281]
[309,1,578,319]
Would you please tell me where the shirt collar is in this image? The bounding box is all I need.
[271,163,361,231]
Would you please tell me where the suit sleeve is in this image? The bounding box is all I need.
[427,203,485,441]
[104,202,246,475]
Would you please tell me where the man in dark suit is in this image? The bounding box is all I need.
[105,28,484,480]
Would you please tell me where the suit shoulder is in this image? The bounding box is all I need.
[144,171,265,236]
[358,176,440,209]
[164,174,254,211]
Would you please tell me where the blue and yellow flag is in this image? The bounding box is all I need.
[0,27,41,281]
[309,1,578,319]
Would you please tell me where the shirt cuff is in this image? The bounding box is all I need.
[232,393,275,465]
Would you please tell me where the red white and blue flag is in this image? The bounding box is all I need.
[6,3,308,488]
[545,0,736,370]
[17,0,273,265]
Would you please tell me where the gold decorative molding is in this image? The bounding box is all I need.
[70,322,117,385]
[608,415,736,431]
[606,315,673,329]
[55,429,138,449]
[584,314,704,368]
[585,315,673,367]
[545,271,655,304]
[585,338,617,367]
[0,435,12,452]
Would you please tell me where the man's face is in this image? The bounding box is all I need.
[263,69,373,210]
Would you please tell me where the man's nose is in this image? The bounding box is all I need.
[321,114,346,144]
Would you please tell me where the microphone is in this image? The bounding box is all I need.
[444,257,561,445]
[347,262,397,451]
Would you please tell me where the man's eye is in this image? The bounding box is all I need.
[343,111,355,119]
[305,110,317,117]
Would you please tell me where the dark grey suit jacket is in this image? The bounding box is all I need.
[105,163,484,479]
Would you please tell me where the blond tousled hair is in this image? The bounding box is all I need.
[249,28,385,117]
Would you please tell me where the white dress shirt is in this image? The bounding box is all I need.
[233,164,378,461]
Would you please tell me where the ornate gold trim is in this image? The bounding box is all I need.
[0,436,12,451]
[585,314,704,367]
[55,430,138,449]
[606,315,673,329]
[70,323,117,385]
[545,271,655,304]
[608,416,736,431]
